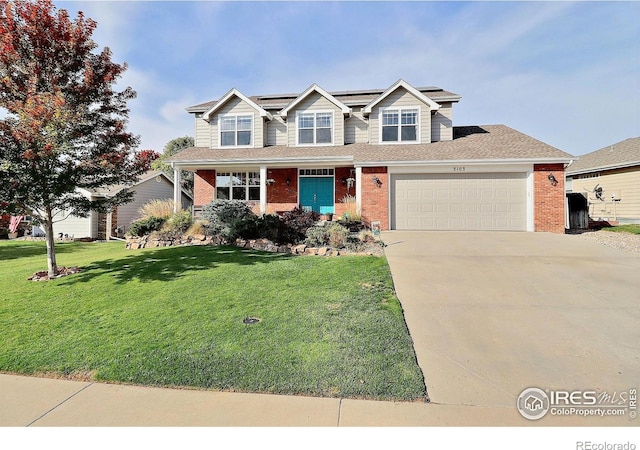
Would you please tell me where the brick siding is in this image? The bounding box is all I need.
[194,170,216,207]
[534,163,566,233]
[360,167,389,230]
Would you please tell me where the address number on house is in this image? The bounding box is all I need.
[453,167,466,172]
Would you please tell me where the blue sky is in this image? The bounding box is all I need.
[57,1,639,156]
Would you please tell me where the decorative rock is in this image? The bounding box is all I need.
[317,247,328,256]
[293,244,307,254]
[305,247,318,255]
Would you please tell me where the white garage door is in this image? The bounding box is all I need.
[391,173,527,231]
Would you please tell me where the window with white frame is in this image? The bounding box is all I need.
[298,111,332,145]
[381,108,419,143]
[216,172,260,200]
[220,115,252,147]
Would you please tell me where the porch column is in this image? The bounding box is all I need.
[173,167,182,213]
[355,166,362,215]
[259,166,267,215]
[106,210,112,241]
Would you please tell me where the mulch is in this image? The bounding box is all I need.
[28,266,82,281]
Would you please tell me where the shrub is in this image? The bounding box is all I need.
[257,214,290,243]
[128,216,166,237]
[163,210,193,235]
[137,199,175,220]
[281,207,320,242]
[326,222,350,248]
[201,200,256,240]
[304,226,327,247]
[304,223,350,248]
[185,220,209,237]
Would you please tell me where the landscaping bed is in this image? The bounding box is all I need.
[0,240,425,401]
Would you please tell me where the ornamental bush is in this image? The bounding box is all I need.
[128,216,166,237]
[201,200,256,240]
[163,210,193,235]
[304,222,350,248]
[281,207,320,242]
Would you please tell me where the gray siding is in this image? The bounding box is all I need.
[286,92,344,146]
[369,87,432,145]
[266,114,288,146]
[431,102,453,142]
[117,177,192,233]
[345,107,368,144]
[194,113,211,147]
[211,96,263,148]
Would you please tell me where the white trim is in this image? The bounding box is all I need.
[527,169,535,232]
[259,166,267,215]
[387,163,534,174]
[295,110,335,146]
[173,168,182,213]
[378,106,421,145]
[355,166,362,215]
[280,83,351,118]
[357,157,573,167]
[363,79,440,114]
[202,88,272,121]
[218,113,254,149]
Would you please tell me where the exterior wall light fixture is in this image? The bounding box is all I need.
[548,173,558,186]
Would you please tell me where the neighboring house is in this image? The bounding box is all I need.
[168,79,572,233]
[566,137,640,225]
[50,170,193,239]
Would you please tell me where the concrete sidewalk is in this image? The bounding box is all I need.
[0,373,630,426]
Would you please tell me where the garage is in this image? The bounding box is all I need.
[391,173,527,231]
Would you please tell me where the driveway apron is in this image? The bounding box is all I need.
[382,231,640,410]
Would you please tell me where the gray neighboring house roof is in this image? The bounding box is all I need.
[168,125,572,167]
[84,170,193,199]
[567,137,640,176]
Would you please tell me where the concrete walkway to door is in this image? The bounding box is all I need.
[382,231,639,424]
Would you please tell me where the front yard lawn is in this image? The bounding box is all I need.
[0,241,425,401]
[603,224,640,235]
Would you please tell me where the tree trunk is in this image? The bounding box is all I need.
[44,208,58,278]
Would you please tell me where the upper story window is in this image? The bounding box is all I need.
[297,111,333,145]
[220,115,252,147]
[381,108,419,143]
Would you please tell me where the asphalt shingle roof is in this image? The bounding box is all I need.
[168,125,572,166]
[187,86,461,112]
[567,137,640,175]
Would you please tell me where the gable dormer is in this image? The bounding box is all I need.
[363,79,441,145]
[202,88,272,149]
[279,84,351,147]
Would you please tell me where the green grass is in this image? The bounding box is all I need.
[603,224,640,235]
[0,240,425,401]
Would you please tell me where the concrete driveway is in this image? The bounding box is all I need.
[382,231,639,420]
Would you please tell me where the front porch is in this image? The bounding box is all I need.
[178,166,361,220]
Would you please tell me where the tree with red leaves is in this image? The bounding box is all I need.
[0,0,156,277]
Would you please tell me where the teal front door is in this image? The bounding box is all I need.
[299,177,334,214]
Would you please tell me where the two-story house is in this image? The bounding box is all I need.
[169,79,572,233]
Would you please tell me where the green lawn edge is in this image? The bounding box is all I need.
[0,240,426,401]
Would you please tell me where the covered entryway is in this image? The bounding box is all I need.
[391,173,527,231]
[299,177,334,214]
